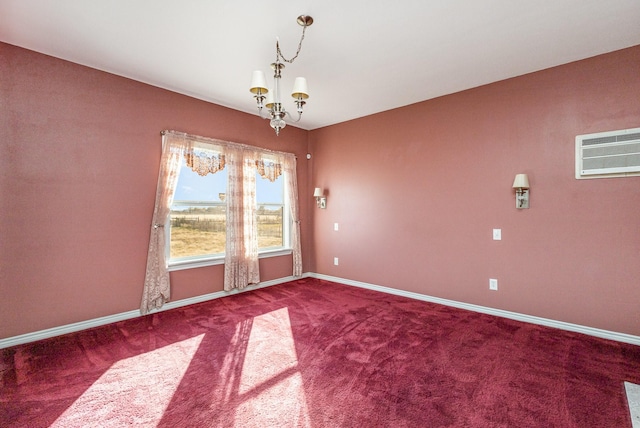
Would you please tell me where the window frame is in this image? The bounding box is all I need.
[166,168,293,272]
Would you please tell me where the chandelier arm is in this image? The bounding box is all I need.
[284,111,303,123]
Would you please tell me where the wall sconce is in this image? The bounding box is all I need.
[512,174,530,209]
[313,187,326,209]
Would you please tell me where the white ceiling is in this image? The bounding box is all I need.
[1,1,640,130]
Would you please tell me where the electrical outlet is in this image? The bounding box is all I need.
[489,279,498,290]
[493,229,502,240]
[334,223,339,231]
[334,257,339,266]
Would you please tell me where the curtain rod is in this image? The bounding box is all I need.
[160,130,296,158]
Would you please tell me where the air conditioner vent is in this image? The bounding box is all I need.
[582,132,640,146]
[576,127,640,179]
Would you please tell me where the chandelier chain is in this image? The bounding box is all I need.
[276,24,307,64]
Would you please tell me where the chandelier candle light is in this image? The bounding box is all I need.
[250,15,313,136]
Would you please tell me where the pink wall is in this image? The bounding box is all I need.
[309,45,640,335]
[2,41,639,340]
[0,43,311,338]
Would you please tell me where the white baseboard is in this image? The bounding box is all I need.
[0,275,298,350]
[308,273,640,347]
[3,273,639,349]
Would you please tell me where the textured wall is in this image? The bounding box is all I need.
[2,41,639,340]
[0,43,311,338]
[309,45,640,335]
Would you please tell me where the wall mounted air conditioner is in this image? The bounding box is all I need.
[575,127,640,179]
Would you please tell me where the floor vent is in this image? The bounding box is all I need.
[576,127,640,179]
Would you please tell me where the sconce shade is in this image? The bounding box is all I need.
[291,77,309,99]
[512,174,530,189]
[313,187,323,197]
[250,71,268,94]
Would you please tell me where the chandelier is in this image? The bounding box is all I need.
[250,15,313,136]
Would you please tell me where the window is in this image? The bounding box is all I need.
[142,130,301,312]
[167,149,291,269]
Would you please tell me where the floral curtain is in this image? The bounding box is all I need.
[140,132,191,314]
[224,146,260,290]
[252,152,301,277]
[185,150,226,176]
[141,130,302,310]
[255,159,283,182]
[282,154,302,276]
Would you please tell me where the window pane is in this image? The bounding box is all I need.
[256,173,283,203]
[170,206,226,258]
[174,157,227,203]
[169,150,228,261]
[256,171,285,249]
[257,205,283,249]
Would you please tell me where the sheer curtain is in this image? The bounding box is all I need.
[283,154,302,276]
[140,132,191,314]
[224,146,260,290]
[223,147,304,290]
[141,130,303,310]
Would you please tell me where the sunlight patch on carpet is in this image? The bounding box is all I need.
[626,382,640,428]
[239,308,298,393]
[51,334,205,427]
[235,307,311,427]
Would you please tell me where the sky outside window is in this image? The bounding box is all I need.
[173,160,283,203]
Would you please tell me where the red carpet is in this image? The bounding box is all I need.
[1,278,639,427]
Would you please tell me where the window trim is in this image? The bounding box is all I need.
[167,248,293,272]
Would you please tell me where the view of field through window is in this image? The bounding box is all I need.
[169,205,284,259]
[169,152,287,260]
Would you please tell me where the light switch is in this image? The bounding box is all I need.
[493,229,502,240]
[334,223,339,231]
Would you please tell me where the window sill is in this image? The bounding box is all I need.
[167,248,293,272]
